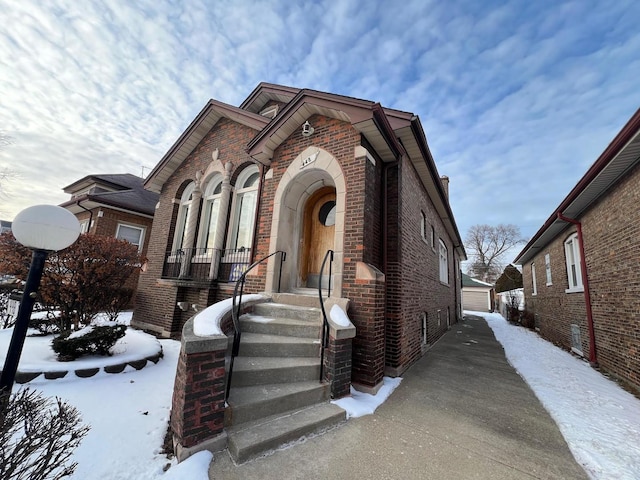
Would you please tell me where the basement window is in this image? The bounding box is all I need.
[570,324,583,356]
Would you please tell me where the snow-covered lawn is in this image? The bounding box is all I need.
[473,311,640,480]
[4,309,639,479]
[1,311,400,480]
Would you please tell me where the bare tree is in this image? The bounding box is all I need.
[0,132,16,200]
[0,388,90,480]
[465,224,525,283]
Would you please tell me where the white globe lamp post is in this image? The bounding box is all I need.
[0,205,80,400]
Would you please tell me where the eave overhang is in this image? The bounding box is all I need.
[384,108,466,259]
[246,89,403,165]
[514,108,640,265]
[144,100,270,194]
[60,195,155,219]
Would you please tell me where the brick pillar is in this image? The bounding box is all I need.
[170,318,228,461]
[321,299,356,399]
[351,262,386,393]
[324,333,354,398]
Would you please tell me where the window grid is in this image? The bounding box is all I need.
[438,239,448,284]
[564,233,583,291]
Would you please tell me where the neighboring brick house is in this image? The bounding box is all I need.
[59,173,158,258]
[132,83,465,390]
[461,273,494,312]
[60,174,159,299]
[514,108,640,394]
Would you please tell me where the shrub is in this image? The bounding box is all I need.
[520,310,536,330]
[0,232,142,331]
[52,324,127,361]
[0,388,90,480]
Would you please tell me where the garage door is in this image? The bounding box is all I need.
[463,290,490,312]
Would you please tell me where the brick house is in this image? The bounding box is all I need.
[131,83,466,460]
[514,108,640,394]
[59,173,158,258]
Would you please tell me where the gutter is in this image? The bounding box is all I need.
[76,200,93,234]
[556,212,598,366]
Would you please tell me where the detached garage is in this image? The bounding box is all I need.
[462,273,494,312]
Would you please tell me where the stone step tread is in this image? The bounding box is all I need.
[240,313,322,326]
[261,302,322,313]
[239,332,321,345]
[227,403,346,463]
[233,356,320,371]
[252,302,322,321]
[227,380,327,408]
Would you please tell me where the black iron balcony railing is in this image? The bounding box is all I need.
[161,247,252,282]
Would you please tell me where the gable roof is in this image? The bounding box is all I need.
[143,82,466,258]
[60,173,159,217]
[514,108,640,265]
[144,100,270,193]
[462,273,493,288]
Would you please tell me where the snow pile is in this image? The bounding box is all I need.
[332,377,402,418]
[0,327,162,373]
[192,294,266,336]
[329,304,351,327]
[479,311,640,479]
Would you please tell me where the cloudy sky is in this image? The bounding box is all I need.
[1,0,639,256]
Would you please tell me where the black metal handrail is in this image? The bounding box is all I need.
[318,249,334,382]
[225,250,286,402]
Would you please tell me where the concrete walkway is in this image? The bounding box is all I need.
[209,314,588,479]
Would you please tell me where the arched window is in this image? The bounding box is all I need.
[173,182,195,251]
[230,165,260,250]
[198,175,223,250]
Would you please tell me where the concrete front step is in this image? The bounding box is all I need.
[231,356,321,387]
[226,381,330,427]
[238,332,320,357]
[253,302,321,322]
[271,291,321,308]
[240,313,322,339]
[226,402,346,464]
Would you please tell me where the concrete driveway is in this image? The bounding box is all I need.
[209,314,588,479]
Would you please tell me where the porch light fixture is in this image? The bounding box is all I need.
[301,120,314,137]
[0,205,80,404]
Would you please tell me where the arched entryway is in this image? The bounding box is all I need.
[265,146,346,297]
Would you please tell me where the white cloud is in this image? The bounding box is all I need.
[0,0,639,260]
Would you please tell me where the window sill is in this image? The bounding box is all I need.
[439,281,449,287]
[565,287,584,294]
[546,282,553,287]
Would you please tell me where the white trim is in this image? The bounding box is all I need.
[116,223,145,251]
[197,174,223,250]
[227,165,259,250]
[172,182,195,251]
[438,239,448,284]
[531,262,537,296]
[544,253,552,286]
[564,233,583,290]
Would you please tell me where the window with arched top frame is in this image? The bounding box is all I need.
[229,165,260,250]
[173,182,195,251]
[197,175,223,250]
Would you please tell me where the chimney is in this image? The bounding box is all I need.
[440,175,449,200]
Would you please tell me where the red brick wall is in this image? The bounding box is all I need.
[133,119,258,336]
[385,155,458,374]
[523,161,640,392]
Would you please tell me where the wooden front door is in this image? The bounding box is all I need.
[301,187,336,288]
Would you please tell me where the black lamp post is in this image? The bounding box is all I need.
[0,205,80,404]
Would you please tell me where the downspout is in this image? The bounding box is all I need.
[557,212,598,366]
[76,200,93,234]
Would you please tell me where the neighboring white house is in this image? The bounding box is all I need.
[462,273,494,312]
